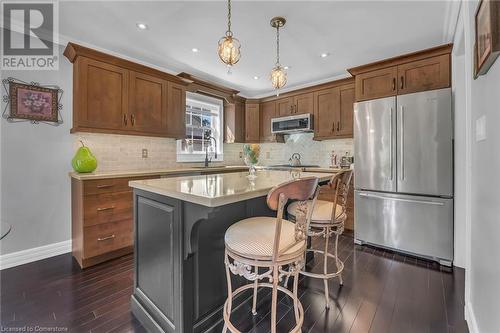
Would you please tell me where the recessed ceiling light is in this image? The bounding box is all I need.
[284,66,291,70]
[136,22,148,30]
[253,76,259,80]
[192,48,199,53]
[320,52,330,58]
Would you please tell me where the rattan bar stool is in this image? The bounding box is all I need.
[286,170,353,309]
[223,177,320,333]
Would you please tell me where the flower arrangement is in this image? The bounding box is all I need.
[243,144,260,179]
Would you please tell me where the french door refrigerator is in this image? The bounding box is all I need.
[353,88,453,266]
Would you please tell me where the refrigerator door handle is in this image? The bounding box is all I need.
[399,105,405,181]
[389,107,393,180]
[358,192,445,206]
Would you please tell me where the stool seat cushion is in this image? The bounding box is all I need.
[225,217,305,259]
[287,200,345,224]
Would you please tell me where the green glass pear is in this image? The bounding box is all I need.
[72,141,97,173]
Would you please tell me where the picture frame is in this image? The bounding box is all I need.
[474,0,500,77]
[2,77,63,125]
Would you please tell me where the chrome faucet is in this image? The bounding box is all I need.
[204,135,218,167]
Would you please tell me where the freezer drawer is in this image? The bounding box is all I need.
[354,191,453,263]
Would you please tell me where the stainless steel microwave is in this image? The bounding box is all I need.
[271,113,313,134]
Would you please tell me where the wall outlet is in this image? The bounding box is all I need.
[266,152,270,159]
[142,149,148,158]
[239,151,243,159]
[476,115,486,142]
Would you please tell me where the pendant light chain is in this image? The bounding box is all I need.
[276,24,280,65]
[226,0,232,37]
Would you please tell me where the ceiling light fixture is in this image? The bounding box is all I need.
[136,22,148,30]
[284,66,290,70]
[320,52,330,58]
[269,16,287,95]
[192,48,199,53]
[253,76,259,80]
[217,0,241,74]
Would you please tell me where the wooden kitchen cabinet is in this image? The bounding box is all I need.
[313,81,355,140]
[397,54,450,95]
[277,97,293,117]
[354,67,397,102]
[64,42,188,138]
[224,100,245,143]
[128,71,167,134]
[74,57,129,131]
[313,88,338,139]
[259,100,278,142]
[349,44,452,102]
[293,92,314,115]
[245,102,260,142]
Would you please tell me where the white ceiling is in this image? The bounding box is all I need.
[59,1,459,97]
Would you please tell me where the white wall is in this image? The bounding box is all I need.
[460,1,500,332]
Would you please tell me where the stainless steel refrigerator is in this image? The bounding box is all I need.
[353,88,453,266]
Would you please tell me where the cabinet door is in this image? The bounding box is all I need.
[245,104,260,142]
[128,71,167,134]
[167,82,187,139]
[76,57,128,131]
[335,84,355,137]
[313,88,338,139]
[355,66,397,102]
[234,101,245,143]
[397,54,450,95]
[293,92,314,115]
[259,101,277,142]
[276,97,293,116]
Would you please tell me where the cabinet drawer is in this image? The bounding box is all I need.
[84,191,133,226]
[83,176,158,195]
[83,220,133,258]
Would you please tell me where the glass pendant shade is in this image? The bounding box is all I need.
[270,65,287,90]
[217,34,241,66]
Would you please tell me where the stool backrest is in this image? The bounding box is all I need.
[266,176,320,260]
[328,170,353,224]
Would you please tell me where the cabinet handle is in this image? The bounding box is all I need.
[332,122,335,132]
[96,184,114,189]
[400,76,404,89]
[392,78,396,91]
[123,114,128,126]
[130,114,135,126]
[97,234,116,241]
[96,206,115,212]
[294,105,297,113]
[337,121,340,131]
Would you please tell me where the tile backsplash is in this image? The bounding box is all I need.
[73,132,353,172]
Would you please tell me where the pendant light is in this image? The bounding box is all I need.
[270,17,287,94]
[217,0,241,73]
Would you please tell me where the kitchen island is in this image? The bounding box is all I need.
[128,170,334,333]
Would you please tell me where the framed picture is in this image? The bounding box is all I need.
[2,78,63,125]
[475,0,500,77]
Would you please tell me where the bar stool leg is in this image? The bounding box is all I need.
[271,265,279,333]
[293,265,300,323]
[335,230,343,286]
[223,253,233,333]
[252,266,258,315]
[323,227,331,309]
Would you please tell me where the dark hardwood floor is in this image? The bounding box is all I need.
[0,233,468,333]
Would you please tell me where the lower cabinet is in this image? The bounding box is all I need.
[71,176,156,268]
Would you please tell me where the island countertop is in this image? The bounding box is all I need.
[129,169,335,207]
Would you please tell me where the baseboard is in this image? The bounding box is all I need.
[465,301,479,333]
[0,240,72,270]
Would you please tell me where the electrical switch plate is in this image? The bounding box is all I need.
[476,115,486,142]
[142,149,148,158]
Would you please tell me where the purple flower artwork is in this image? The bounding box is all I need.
[8,82,58,122]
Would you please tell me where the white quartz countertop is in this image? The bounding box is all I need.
[129,170,335,207]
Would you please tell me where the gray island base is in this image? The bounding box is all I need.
[129,170,333,333]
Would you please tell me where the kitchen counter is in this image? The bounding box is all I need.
[68,165,248,180]
[129,169,336,333]
[129,169,334,207]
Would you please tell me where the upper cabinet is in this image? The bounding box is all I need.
[224,99,245,143]
[348,44,452,102]
[277,97,293,117]
[260,100,284,143]
[293,92,314,115]
[64,42,188,138]
[313,80,355,140]
[245,102,260,143]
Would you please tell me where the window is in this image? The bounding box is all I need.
[176,92,224,162]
